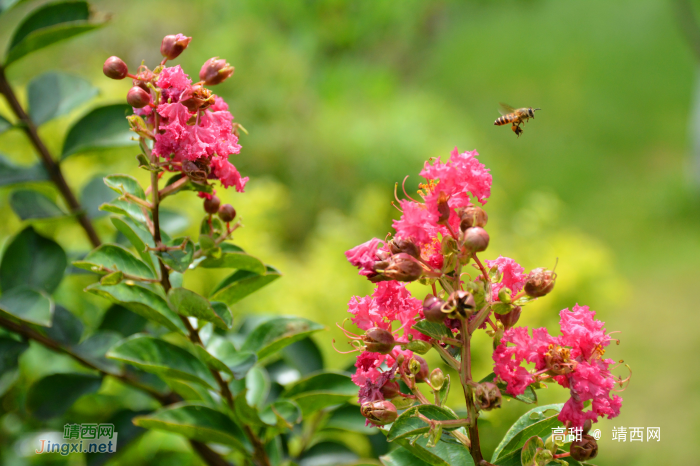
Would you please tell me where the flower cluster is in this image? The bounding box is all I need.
[493,304,624,427]
[103,34,247,199]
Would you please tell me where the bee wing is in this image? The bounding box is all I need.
[498,102,516,116]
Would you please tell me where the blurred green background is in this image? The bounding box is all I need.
[1,0,698,464]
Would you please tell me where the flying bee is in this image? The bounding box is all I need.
[494,103,540,137]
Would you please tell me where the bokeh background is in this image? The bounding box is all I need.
[1,0,699,464]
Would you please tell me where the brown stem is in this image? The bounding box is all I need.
[0,65,101,248]
[0,315,228,465]
[459,319,484,464]
[472,253,490,285]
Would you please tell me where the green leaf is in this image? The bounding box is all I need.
[62,104,134,158]
[0,115,12,134]
[43,305,83,346]
[380,447,432,466]
[0,336,29,373]
[104,174,146,200]
[298,441,358,466]
[0,287,54,326]
[98,304,147,337]
[81,175,117,219]
[10,189,65,220]
[198,250,266,274]
[188,344,233,377]
[168,288,231,330]
[0,153,49,186]
[241,316,324,360]
[282,337,324,376]
[207,337,257,379]
[133,403,251,452]
[100,199,147,223]
[86,282,186,334]
[323,403,374,434]
[282,371,356,415]
[27,72,98,125]
[245,366,270,409]
[26,373,102,420]
[4,1,108,66]
[520,436,543,466]
[491,403,564,463]
[386,432,474,466]
[260,399,302,428]
[234,387,264,427]
[73,244,155,280]
[412,320,453,340]
[107,334,217,389]
[210,265,282,305]
[479,372,537,404]
[72,330,123,375]
[387,405,461,441]
[154,237,194,273]
[110,216,156,270]
[0,0,25,15]
[0,226,67,293]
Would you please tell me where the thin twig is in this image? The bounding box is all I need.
[0,65,101,247]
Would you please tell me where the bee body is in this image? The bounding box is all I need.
[494,104,540,137]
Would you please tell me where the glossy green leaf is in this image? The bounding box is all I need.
[107,334,217,389]
[0,287,54,326]
[260,399,302,428]
[205,337,257,380]
[72,330,123,375]
[380,447,432,466]
[520,436,543,466]
[241,316,324,360]
[100,199,147,223]
[43,305,83,345]
[198,250,266,274]
[62,104,134,158]
[133,403,251,452]
[10,189,65,220]
[0,226,67,293]
[168,288,231,330]
[110,216,156,270]
[323,403,374,434]
[0,369,19,397]
[234,387,264,427]
[282,337,324,376]
[104,174,146,200]
[386,432,474,466]
[188,344,233,377]
[298,441,358,466]
[282,371,356,415]
[27,373,101,420]
[210,265,282,305]
[81,175,117,219]
[4,1,107,66]
[387,405,461,441]
[0,153,49,186]
[412,320,452,340]
[164,378,215,404]
[245,366,270,409]
[0,115,12,134]
[27,72,98,125]
[86,282,186,334]
[98,304,147,337]
[479,372,537,404]
[491,403,564,463]
[74,244,155,280]
[0,336,29,373]
[154,237,194,273]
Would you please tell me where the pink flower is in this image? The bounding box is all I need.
[420,147,492,205]
[211,156,247,192]
[558,304,609,360]
[392,200,438,247]
[486,256,528,301]
[345,238,383,277]
[158,65,191,103]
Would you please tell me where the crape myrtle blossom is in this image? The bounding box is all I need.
[493,304,624,427]
[485,256,528,302]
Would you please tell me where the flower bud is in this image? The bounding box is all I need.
[361,400,397,425]
[436,192,450,225]
[388,237,420,258]
[495,305,521,330]
[429,368,445,390]
[218,204,236,222]
[463,227,489,252]
[570,434,598,461]
[103,56,128,79]
[459,206,488,230]
[405,355,429,382]
[204,195,220,214]
[383,253,423,282]
[180,84,213,112]
[524,267,556,297]
[474,382,502,411]
[362,328,396,354]
[406,339,431,355]
[126,86,151,108]
[161,33,192,60]
[200,57,235,86]
[423,294,447,323]
[380,381,401,399]
[497,287,512,304]
[583,419,593,436]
